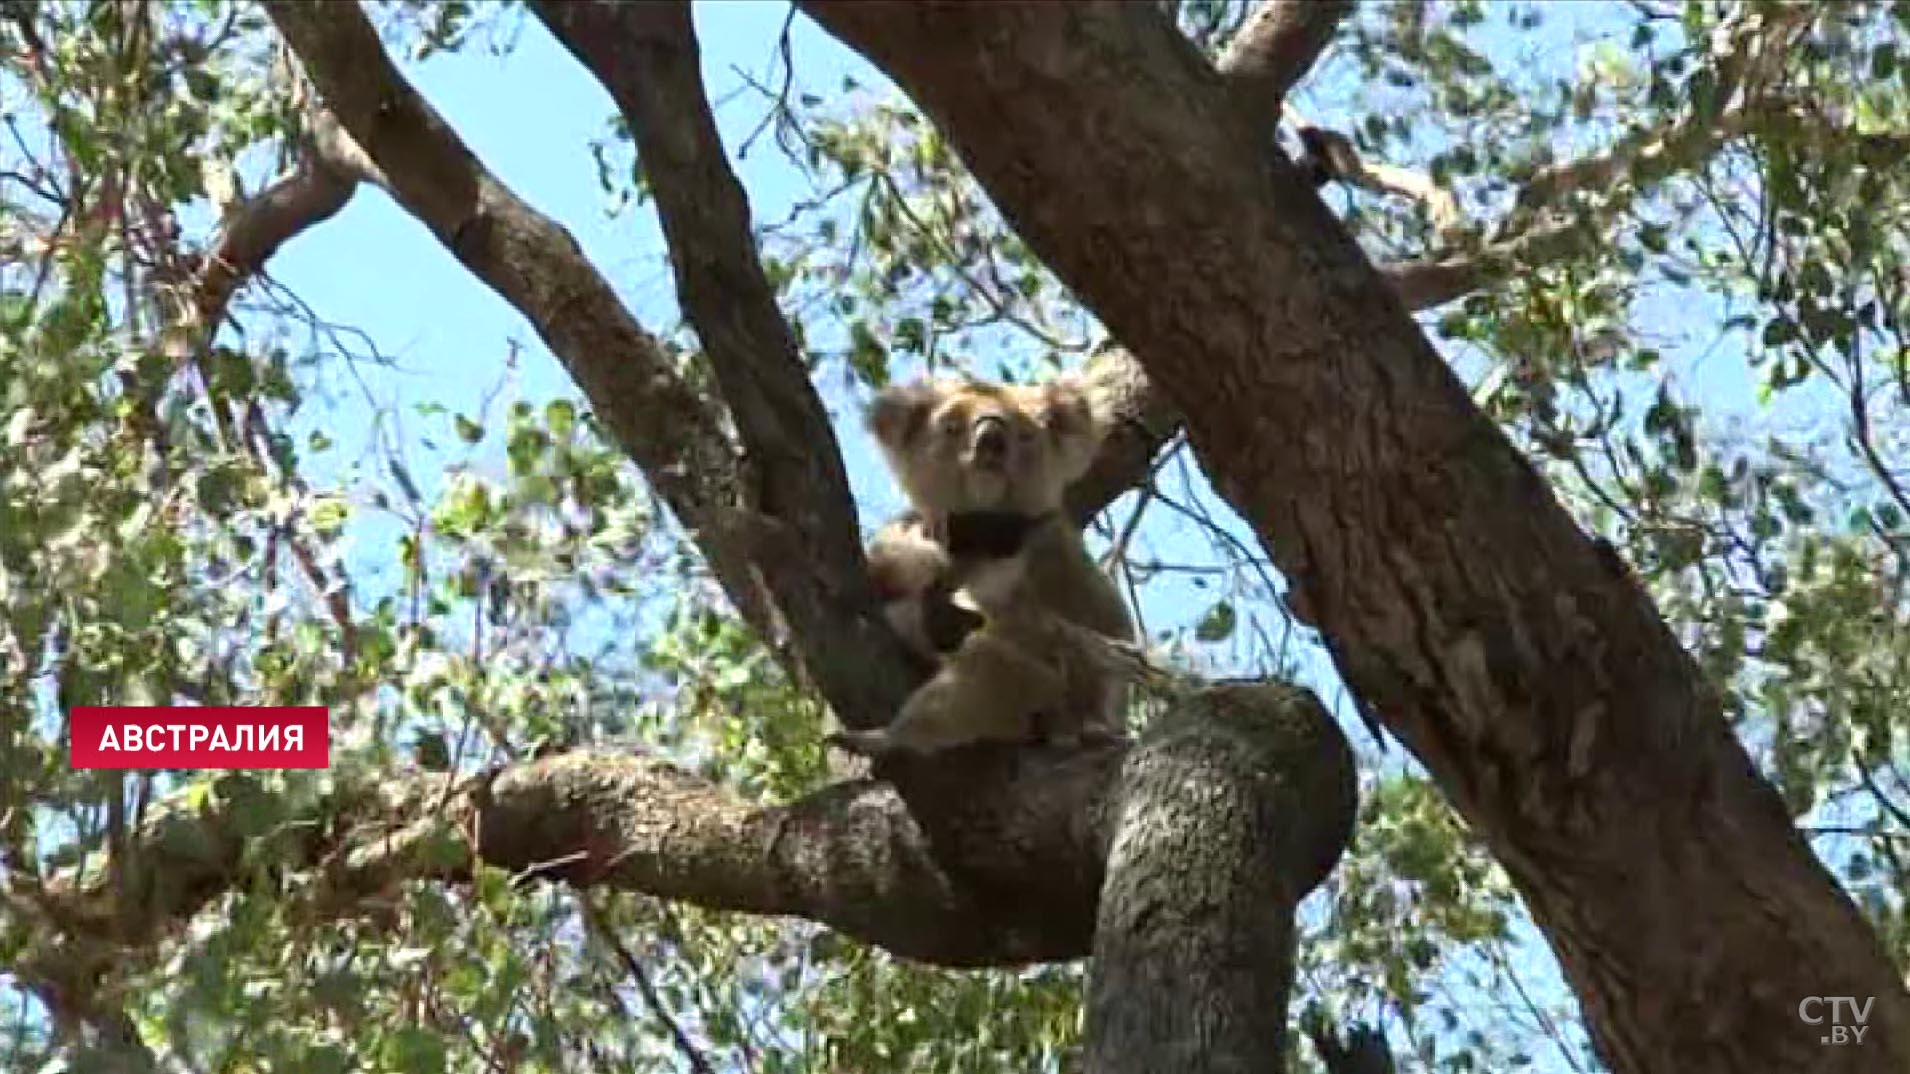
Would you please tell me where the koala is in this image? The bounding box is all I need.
[837,374,1138,757]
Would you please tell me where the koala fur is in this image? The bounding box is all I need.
[838,374,1137,757]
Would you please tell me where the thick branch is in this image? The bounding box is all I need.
[1062,3,1813,523]
[20,690,1354,982]
[1216,0,1352,118]
[799,3,1910,1069]
[11,751,1070,977]
[1085,685,1356,1073]
[263,0,916,727]
[526,0,916,730]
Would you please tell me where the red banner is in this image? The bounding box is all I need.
[70,707,331,769]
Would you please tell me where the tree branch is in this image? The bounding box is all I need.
[1061,1,1816,525]
[19,690,1354,983]
[1366,2,1810,312]
[1306,1021,1397,1074]
[582,896,721,1074]
[526,0,917,730]
[1084,685,1356,1073]
[262,0,918,729]
[1064,347,1183,527]
[183,142,358,342]
[168,135,370,650]
[1292,119,1462,242]
[1216,0,1352,118]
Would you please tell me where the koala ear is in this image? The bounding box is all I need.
[867,382,940,449]
[1041,374,1106,479]
[1040,375,1098,437]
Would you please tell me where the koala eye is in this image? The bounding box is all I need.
[936,412,966,437]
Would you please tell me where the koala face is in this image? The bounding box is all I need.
[867,375,1104,516]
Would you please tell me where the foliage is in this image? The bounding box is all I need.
[0,1,1905,1072]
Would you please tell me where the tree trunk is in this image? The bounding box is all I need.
[1086,684,1354,1074]
[800,3,1910,1071]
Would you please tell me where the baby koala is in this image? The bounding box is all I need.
[835,374,1137,757]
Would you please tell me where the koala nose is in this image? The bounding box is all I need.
[970,416,1009,463]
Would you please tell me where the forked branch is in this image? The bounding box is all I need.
[1064,1,1821,523]
[263,0,917,729]
[528,0,917,730]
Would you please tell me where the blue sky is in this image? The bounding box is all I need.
[4,0,1896,1068]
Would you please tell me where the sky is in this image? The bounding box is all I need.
[271,0,1380,742]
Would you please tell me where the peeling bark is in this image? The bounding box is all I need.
[800,3,1910,1070]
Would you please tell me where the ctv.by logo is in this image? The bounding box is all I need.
[1797,996,1873,1046]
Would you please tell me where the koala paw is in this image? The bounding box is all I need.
[825,728,903,760]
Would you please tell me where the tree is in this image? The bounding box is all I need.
[2,1,1907,1072]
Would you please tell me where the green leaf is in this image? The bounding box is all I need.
[545,398,577,439]
[379,1027,447,1074]
[1194,601,1236,643]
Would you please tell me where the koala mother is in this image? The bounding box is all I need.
[836,374,1138,757]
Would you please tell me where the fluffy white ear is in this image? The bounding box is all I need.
[1041,374,1107,482]
[865,381,942,451]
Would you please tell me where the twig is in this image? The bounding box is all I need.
[580,895,735,1074]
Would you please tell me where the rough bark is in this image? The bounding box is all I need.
[799,3,1910,1071]
[246,0,1359,981]
[1217,0,1352,120]
[527,11,1367,1066]
[13,5,1370,1071]
[1085,684,1355,1074]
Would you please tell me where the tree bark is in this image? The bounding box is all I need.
[799,3,1910,1071]
[1056,5,1812,527]
[19,5,1372,1069]
[523,0,917,730]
